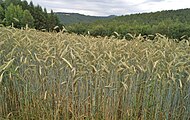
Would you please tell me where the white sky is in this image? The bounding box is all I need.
[25,0,190,16]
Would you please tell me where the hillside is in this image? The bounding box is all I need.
[56,12,116,25]
[66,8,190,39]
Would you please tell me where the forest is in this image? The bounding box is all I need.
[0,0,60,30]
[56,12,115,25]
[66,8,190,39]
[1,0,190,39]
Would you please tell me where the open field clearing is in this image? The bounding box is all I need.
[0,27,190,120]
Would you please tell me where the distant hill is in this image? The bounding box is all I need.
[66,8,190,39]
[56,12,116,25]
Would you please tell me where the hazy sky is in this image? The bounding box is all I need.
[26,0,190,16]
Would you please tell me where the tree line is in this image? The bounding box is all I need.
[66,8,190,39]
[0,0,60,30]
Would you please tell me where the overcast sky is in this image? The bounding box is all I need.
[26,0,190,16]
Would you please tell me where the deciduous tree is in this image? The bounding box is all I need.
[22,9,34,27]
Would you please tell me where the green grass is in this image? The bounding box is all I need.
[0,27,190,120]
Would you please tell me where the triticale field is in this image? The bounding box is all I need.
[0,27,190,120]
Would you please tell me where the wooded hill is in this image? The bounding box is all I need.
[66,8,190,39]
[1,0,190,39]
[56,12,115,25]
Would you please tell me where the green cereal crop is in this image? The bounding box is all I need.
[0,27,189,120]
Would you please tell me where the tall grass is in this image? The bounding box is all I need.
[0,27,190,120]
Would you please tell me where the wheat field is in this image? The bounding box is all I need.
[0,27,190,120]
